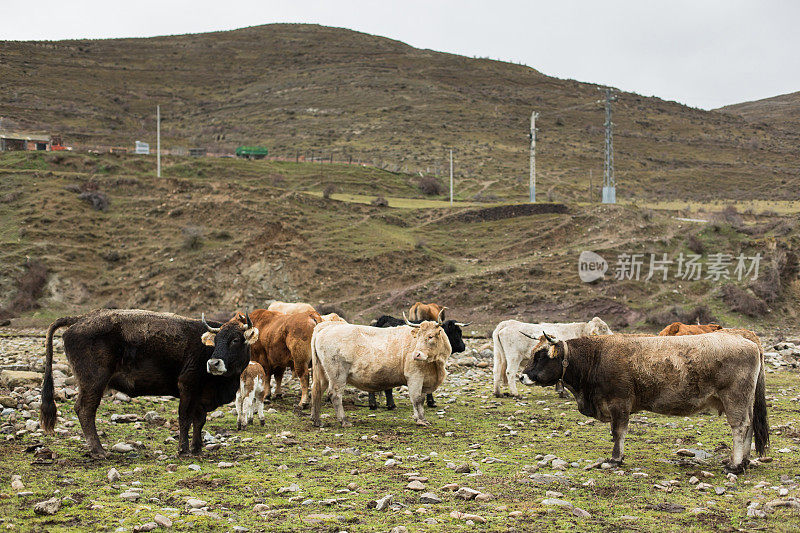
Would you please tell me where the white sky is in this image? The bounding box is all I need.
[2,0,798,110]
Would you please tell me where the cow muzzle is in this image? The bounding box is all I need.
[413,351,429,362]
[519,374,535,386]
[207,358,227,376]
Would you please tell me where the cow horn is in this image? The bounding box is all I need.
[543,332,558,344]
[519,331,536,340]
[403,312,420,328]
[436,307,446,324]
[454,322,471,327]
[244,308,253,329]
[201,313,221,333]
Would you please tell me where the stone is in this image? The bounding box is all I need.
[551,459,568,470]
[541,498,573,508]
[187,464,201,471]
[475,492,494,502]
[111,442,133,453]
[253,504,270,513]
[419,492,442,504]
[10,475,24,491]
[389,527,408,533]
[153,514,172,528]
[455,487,480,500]
[110,413,139,423]
[714,487,726,495]
[572,507,591,518]
[406,480,426,491]
[33,497,61,515]
[218,461,234,468]
[186,498,207,509]
[0,396,16,408]
[449,511,487,523]
[277,483,300,494]
[441,483,460,491]
[133,523,157,532]
[371,494,394,511]
[120,491,141,501]
[454,464,471,474]
[0,370,42,389]
[107,468,121,483]
[113,392,131,402]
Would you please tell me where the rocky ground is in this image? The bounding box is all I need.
[1,330,800,532]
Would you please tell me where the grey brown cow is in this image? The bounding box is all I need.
[520,330,768,473]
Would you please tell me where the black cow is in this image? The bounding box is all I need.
[370,315,469,410]
[40,309,256,458]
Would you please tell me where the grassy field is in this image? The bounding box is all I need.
[3,346,799,532]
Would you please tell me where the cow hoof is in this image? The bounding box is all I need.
[426,401,437,408]
[723,459,749,475]
[386,404,397,411]
[260,419,265,426]
[312,419,323,428]
[236,423,242,431]
[493,392,503,398]
[339,420,352,428]
[415,419,431,427]
[368,404,378,411]
[274,393,284,400]
[298,402,309,410]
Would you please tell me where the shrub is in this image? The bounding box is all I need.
[721,284,767,317]
[417,176,443,196]
[371,196,388,207]
[322,184,336,199]
[0,260,48,320]
[687,234,705,254]
[78,191,109,211]
[646,304,717,326]
[182,225,204,250]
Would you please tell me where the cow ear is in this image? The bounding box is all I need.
[201,332,216,346]
[244,327,260,345]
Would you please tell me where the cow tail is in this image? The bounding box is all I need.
[752,355,769,457]
[40,316,81,434]
[492,327,507,383]
[310,330,327,423]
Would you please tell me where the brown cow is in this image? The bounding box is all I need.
[224,309,321,408]
[658,322,723,336]
[409,302,446,322]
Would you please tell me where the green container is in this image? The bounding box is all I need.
[235,146,269,159]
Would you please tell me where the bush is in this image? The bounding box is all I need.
[0,260,48,320]
[417,176,443,196]
[78,191,109,211]
[646,304,717,326]
[721,284,767,317]
[712,205,743,229]
[687,234,705,254]
[322,184,336,199]
[371,196,388,207]
[182,225,204,250]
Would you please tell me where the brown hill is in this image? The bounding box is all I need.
[1,23,799,202]
[718,91,800,135]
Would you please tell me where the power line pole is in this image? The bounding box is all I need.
[529,111,539,203]
[156,105,161,178]
[449,149,454,205]
[600,88,616,203]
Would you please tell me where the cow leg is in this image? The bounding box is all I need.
[257,394,266,426]
[74,378,110,459]
[407,378,428,426]
[723,401,753,474]
[264,368,273,400]
[310,366,328,427]
[368,392,378,410]
[190,409,207,455]
[235,390,244,431]
[295,365,310,409]
[493,338,507,397]
[385,389,396,410]
[609,411,629,464]
[273,367,285,399]
[506,357,521,397]
[241,391,252,429]
[331,387,350,428]
[426,393,436,407]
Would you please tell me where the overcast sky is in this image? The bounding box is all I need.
[2,1,797,110]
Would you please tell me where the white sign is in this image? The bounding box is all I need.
[135,141,150,155]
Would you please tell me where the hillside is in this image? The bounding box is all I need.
[718,90,800,135]
[1,24,799,202]
[1,152,798,334]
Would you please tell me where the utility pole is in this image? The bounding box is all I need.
[156,105,161,178]
[529,111,539,203]
[449,149,454,205]
[599,88,616,203]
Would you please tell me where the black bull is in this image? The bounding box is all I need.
[40,309,245,457]
[370,315,468,410]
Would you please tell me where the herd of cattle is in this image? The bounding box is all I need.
[38,302,768,474]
